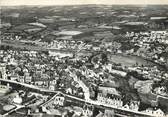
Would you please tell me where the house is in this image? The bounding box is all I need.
[153,109,165,117]
[25,76,32,83]
[9,58,17,65]
[103,63,112,71]
[10,74,18,81]
[49,84,55,91]
[54,94,65,106]
[123,104,129,109]
[145,108,154,114]
[13,94,22,104]
[66,88,73,94]
[19,76,25,83]
[3,57,8,62]
[0,63,7,79]
[129,101,140,111]
[83,104,93,117]
[97,87,122,107]
[0,84,11,94]
[50,80,57,85]
[154,86,167,96]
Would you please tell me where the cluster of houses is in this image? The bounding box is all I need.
[48,40,87,50]
[126,31,168,65]
[128,66,168,80]
[0,49,87,99]
[97,86,141,111]
[153,86,167,97]
[0,32,168,116]
[97,87,123,108]
[143,108,165,117]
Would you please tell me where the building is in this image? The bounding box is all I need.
[144,108,165,117]
[49,80,57,91]
[54,95,65,106]
[97,87,123,107]
[153,109,165,117]
[0,83,11,94]
[13,94,23,104]
[83,104,93,117]
[0,63,7,79]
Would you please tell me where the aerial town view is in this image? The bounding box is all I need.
[0,0,168,117]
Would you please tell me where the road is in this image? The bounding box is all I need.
[2,104,24,116]
[68,69,90,101]
[0,79,156,117]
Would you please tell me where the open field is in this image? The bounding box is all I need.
[0,41,46,51]
[109,54,155,67]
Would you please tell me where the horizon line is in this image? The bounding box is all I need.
[1,4,168,7]
[1,0,168,6]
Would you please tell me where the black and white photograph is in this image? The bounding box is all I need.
[0,0,168,116]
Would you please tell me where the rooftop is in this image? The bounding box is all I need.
[99,87,121,97]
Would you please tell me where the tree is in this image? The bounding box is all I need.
[0,72,2,78]
[101,53,108,64]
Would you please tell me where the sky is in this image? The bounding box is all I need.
[0,0,168,6]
